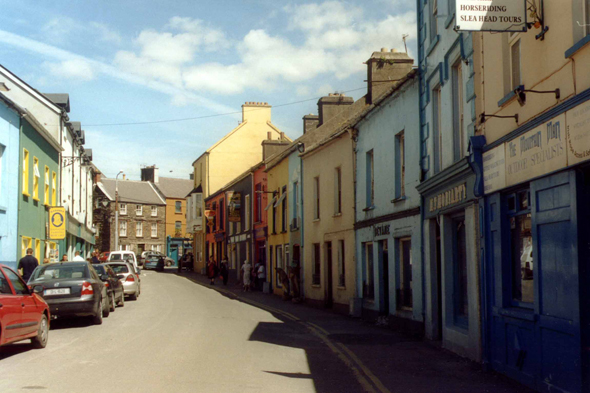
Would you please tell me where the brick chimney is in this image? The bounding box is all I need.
[262,137,291,161]
[141,165,159,183]
[367,48,413,105]
[302,114,319,134]
[242,101,271,124]
[317,93,354,126]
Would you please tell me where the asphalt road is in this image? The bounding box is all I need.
[0,269,360,393]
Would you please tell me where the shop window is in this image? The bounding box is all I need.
[509,189,534,305]
[364,243,374,299]
[398,237,413,310]
[245,194,250,231]
[452,216,469,326]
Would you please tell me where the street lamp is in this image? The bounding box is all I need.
[115,170,124,251]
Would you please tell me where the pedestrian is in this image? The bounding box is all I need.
[241,260,252,292]
[220,257,229,286]
[18,248,38,282]
[72,251,85,261]
[256,261,266,291]
[252,261,261,290]
[207,257,217,285]
[91,251,100,264]
[61,254,68,262]
[43,258,50,265]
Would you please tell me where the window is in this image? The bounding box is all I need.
[44,166,50,205]
[510,38,521,90]
[136,222,143,237]
[120,221,127,237]
[219,199,224,230]
[276,245,283,287]
[0,270,10,294]
[51,171,57,206]
[338,240,345,287]
[269,245,273,283]
[35,239,41,261]
[364,243,374,299]
[292,181,298,225]
[255,183,262,222]
[281,186,287,232]
[48,242,58,262]
[245,194,250,231]
[285,244,289,275]
[195,194,202,217]
[452,60,465,162]
[272,197,277,234]
[366,151,374,208]
[22,149,29,195]
[175,201,182,213]
[21,236,32,258]
[395,131,405,198]
[151,223,158,237]
[313,177,320,219]
[586,0,590,36]
[452,217,469,325]
[4,268,27,295]
[432,86,442,173]
[151,205,158,217]
[509,190,534,304]
[313,243,321,285]
[398,238,413,310]
[430,0,438,41]
[448,0,456,16]
[120,204,127,215]
[32,157,39,200]
[175,221,182,235]
[136,205,143,216]
[334,168,342,214]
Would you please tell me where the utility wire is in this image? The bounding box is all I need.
[83,87,367,127]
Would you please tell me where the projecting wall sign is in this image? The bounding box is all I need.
[456,0,527,32]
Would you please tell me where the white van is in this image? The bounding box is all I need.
[108,251,139,272]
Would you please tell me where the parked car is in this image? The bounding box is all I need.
[98,252,110,262]
[92,264,125,311]
[0,264,49,348]
[141,251,174,267]
[27,261,109,325]
[104,262,141,300]
[143,256,164,272]
[108,251,139,272]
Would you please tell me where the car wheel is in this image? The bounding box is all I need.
[130,291,137,301]
[118,292,125,307]
[110,292,116,312]
[102,297,110,318]
[93,300,104,325]
[31,314,49,349]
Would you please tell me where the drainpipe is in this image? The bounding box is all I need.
[299,155,304,299]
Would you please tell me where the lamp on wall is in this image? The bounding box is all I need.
[513,86,560,107]
[479,112,518,125]
[297,142,305,153]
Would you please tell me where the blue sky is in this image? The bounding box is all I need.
[0,0,417,180]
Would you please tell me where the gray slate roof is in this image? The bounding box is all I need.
[154,177,194,199]
[43,93,70,112]
[99,178,166,205]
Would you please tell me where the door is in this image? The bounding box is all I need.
[380,240,389,315]
[0,267,25,341]
[325,242,333,308]
[3,267,38,336]
[170,246,179,266]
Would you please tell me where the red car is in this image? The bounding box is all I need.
[99,252,110,262]
[0,264,50,348]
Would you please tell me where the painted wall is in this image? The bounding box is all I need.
[165,198,187,238]
[287,150,302,265]
[302,135,356,307]
[18,118,60,264]
[0,102,20,269]
[266,157,289,296]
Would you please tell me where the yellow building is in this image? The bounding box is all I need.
[188,102,290,273]
[473,3,590,390]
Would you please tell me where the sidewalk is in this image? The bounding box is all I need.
[175,269,532,393]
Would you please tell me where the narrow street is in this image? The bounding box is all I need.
[1,269,530,393]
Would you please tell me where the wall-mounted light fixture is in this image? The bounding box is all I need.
[480,112,519,124]
[297,142,305,153]
[514,86,560,107]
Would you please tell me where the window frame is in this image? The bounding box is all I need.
[432,85,442,174]
[395,131,405,198]
[509,35,521,91]
[313,177,320,220]
[275,245,283,288]
[313,243,321,285]
[366,150,374,208]
[22,148,29,196]
[120,203,127,215]
[338,239,345,287]
[136,222,143,237]
[151,205,158,217]
[245,194,250,231]
[364,243,375,300]
[334,167,342,215]
[51,171,57,206]
[120,221,127,237]
[136,204,143,216]
[281,186,287,233]
[452,59,465,162]
[175,201,182,214]
[398,237,413,310]
[21,236,32,258]
[44,165,50,205]
[151,222,158,238]
[32,157,40,200]
[430,0,438,42]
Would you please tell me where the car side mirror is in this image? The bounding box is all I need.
[33,285,44,294]
[100,274,109,281]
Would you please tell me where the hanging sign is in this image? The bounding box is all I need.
[483,144,506,194]
[456,0,527,32]
[49,207,66,240]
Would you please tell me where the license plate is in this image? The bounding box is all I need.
[44,288,71,295]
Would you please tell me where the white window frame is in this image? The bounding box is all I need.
[136,222,143,237]
[151,223,158,238]
[509,34,521,91]
[151,205,158,217]
[120,221,127,237]
[136,204,143,216]
[245,194,250,231]
[120,203,127,215]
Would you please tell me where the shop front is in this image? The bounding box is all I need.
[481,100,590,392]
[418,159,482,362]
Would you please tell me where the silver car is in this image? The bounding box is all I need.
[104,262,141,300]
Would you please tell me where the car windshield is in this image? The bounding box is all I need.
[32,264,88,280]
[108,264,129,274]
[93,265,106,274]
[110,253,122,260]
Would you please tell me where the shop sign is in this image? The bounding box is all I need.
[483,144,506,194]
[374,224,390,238]
[49,207,66,240]
[428,183,467,214]
[456,0,527,32]
[228,191,241,222]
[505,113,566,187]
[566,100,590,166]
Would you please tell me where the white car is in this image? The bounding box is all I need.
[108,251,139,272]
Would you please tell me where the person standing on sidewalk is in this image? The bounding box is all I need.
[18,248,38,282]
[256,261,266,291]
[241,260,252,292]
[220,257,229,286]
[207,257,217,285]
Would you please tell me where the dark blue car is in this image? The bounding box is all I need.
[143,256,164,272]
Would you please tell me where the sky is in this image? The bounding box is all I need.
[0,0,417,180]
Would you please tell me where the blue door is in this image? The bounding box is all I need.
[485,170,582,392]
[170,246,179,266]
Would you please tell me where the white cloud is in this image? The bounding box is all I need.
[44,58,95,81]
[41,17,122,45]
[296,86,311,97]
[316,84,334,96]
[287,1,361,32]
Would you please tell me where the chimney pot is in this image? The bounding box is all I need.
[267,131,272,140]
[381,47,388,52]
[391,49,397,53]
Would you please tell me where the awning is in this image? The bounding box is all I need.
[264,196,277,211]
[274,192,286,207]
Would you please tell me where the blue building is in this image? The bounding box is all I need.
[0,93,21,270]
[416,0,481,360]
[353,62,423,327]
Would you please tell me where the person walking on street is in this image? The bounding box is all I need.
[220,257,229,286]
[241,260,252,292]
[18,248,38,282]
[207,257,217,285]
[256,261,266,291]
[72,251,85,261]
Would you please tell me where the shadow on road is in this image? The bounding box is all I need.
[0,342,41,360]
